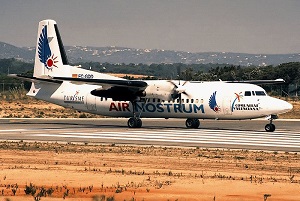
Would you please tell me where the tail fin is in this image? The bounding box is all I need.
[34,19,70,78]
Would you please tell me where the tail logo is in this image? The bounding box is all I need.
[209,91,220,112]
[38,25,58,70]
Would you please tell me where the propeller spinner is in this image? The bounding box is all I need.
[169,80,190,101]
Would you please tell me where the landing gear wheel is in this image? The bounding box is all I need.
[128,117,142,128]
[185,118,200,128]
[265,123,275,132]
[193,119,200,128]
[136,118,142,128]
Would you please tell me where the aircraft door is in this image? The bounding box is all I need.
[86,93,97,111]
[222,97,232,115]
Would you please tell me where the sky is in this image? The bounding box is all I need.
[1,0,300,54]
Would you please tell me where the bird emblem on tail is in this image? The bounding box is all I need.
[38,26,58,70]
[209,91,220,112]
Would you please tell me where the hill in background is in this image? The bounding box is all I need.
[1,41,300,66]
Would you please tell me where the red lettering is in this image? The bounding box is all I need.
[117,102,122,111]
[109,102,118,111]
[122,103,130,111]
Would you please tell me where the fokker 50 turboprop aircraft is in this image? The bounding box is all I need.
[12,19,293,132]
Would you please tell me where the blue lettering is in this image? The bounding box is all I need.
[135,103,145,112]
[164,103,172,112]
[174,104,183,113]
[182,104,192,113]
[193,104,205,113]
[145,103,156,112]
[156,103,164,112]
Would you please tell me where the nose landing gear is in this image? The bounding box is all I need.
[265,114,277,132]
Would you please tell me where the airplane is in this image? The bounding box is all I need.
[11,19,293,132]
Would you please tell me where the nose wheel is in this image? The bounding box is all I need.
[265,114,277,132]
[265,123,275,132]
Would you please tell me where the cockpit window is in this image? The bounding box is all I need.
[255,91,266,96]
[245,91,251,96]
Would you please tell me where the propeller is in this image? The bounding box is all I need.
[168,80,190,103]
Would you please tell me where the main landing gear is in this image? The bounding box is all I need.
[185,118,200,129]
[127,100,143,128]
[265,114,277,132]
[128,117,142,128]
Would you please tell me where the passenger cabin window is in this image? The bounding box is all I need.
[245,91,251,96]
[255,91,266,96]
[186,99,189,103]
[252,91,255,96]
[191,99,194,103]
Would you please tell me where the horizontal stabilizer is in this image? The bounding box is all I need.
[9,74,62,84]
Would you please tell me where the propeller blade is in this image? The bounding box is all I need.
[179,93,182,105]
[168,80,190,102]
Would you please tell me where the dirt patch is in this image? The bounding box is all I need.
[280,99,300,119]
[0,142,299,201]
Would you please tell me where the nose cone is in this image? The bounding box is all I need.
[275,99,293,114]
[282,101,293,113]
[263,97,293,115]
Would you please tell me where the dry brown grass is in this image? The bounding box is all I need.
[0,141,300,201]
[280,99,300,118]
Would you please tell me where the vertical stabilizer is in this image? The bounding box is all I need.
[34,19,69,78]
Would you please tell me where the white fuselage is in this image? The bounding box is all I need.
[28,79,292,120]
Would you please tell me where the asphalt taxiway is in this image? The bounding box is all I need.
[1,118,300,151]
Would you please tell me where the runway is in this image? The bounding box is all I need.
[0,118,300,151]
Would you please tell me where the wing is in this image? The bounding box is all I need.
[225,79,285,84]
[53,76,147,88]
[56,76,148,101]
[190,79,285,85]
[11,74,148,101]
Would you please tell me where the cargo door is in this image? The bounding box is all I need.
[222,96,232,115]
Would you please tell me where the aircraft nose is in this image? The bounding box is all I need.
[278,100,293,114]
[285,101,293,111]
